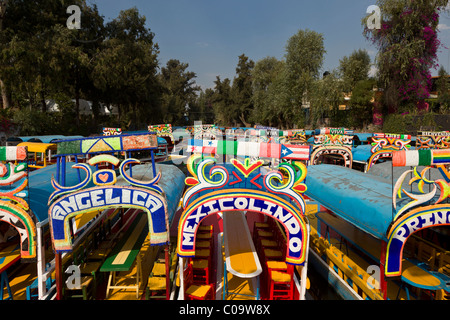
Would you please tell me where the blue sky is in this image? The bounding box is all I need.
[89,0,450,90]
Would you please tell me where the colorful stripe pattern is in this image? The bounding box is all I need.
[314,127,353,135]
[186,139,311,160]
[148,124,174,143]
[392,149,450,167]
[102,127,122,136]
[0,146,27,161]
[57,133,158,155]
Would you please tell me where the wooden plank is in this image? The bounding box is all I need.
[100,214,149,272]
[223,211,262,278]
[0,244,21,274]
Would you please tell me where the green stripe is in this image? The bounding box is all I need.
[418,149,432,166]
[217,141,238,155]
[0,147,6,161]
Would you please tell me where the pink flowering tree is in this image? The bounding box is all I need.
[363,0,448,114]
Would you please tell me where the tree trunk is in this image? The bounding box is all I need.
[239,112,251,127]
[0,78,10,109]
[0,1,10,110]
[40,90,46,112]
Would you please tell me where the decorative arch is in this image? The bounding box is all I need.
[49,186,168,252]
[0,203,36,259]
[177,155,310,266]
[177,189,308,265]
[366,150,394,172]
[310,146,353,168]
[48,153,169,253]
[385,204,450,277]
[0,146,36,260]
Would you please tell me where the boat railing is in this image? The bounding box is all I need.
[309,229,384,300]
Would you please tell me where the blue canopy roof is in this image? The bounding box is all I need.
[352,144,373,162]
[305,164,393,240]
[3,161,185,226]
[118,163,185,223]
[4,162,92,224]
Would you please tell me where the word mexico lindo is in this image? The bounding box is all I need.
[180,195,306,263]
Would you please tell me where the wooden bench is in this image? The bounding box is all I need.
[100,213,149,298]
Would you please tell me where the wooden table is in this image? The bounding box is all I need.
[0,244,21,300]
[100,214,149,298]
[222,211,262,300]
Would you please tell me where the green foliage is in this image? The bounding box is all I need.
[436,67,450,113]
[363,0,449,112]
[309,71,344,127]
[159,59,200,125]
[339,49,372,92]
[285,29,326,113]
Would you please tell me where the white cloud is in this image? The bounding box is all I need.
[196,42,209,48]
[438,23,450,31]
[369,65,378,78]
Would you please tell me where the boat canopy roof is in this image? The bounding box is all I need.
[2,162,185,225]
[17,142,57,153]
[3,162,93,224]
[7,135,84,144]
[352,144,373,162]
[118,163,185,223]
[305,164,393,240]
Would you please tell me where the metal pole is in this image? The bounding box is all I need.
[165,245,170,300]
[55,253,62,300]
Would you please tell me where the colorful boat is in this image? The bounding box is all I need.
[0,133,186,300]
[304,151,450,300]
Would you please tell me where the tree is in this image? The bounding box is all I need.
[339,49,371,93]
[436,66,450,113]
[251,56,287,127]
[363,0,449,114]
[231,54,254,127]
[159,59,200,125]
[212,76,233,126]
[285,29,326,126]
[309,71,344,127]
[91,7,161,129]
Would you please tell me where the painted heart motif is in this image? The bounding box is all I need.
[99,173,109,182]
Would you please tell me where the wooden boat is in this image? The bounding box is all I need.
[351,133,413,173]
[1,133,186,300]
[304,153,450,300]
[173,125,313,300]
[6,135,83,146]
[16,142,57,170]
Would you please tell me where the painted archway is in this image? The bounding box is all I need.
[366,134,411,172]
[49,185,168,252]
[177,189,308,265]
[0,202,36,260]
[366,150,394,172]
[310,146,353,168]
[0,147,36,260]
[385,204,450,277]
[177,155,309,265]
[48,154,169,253]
